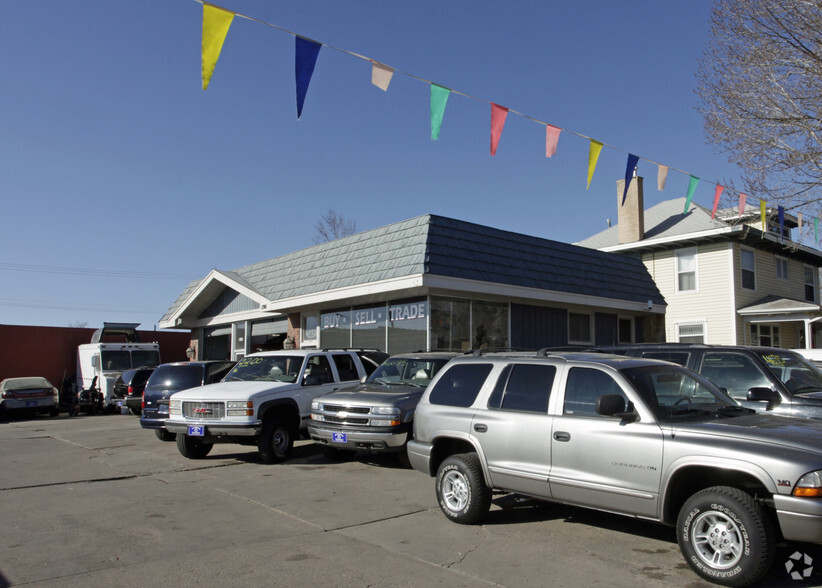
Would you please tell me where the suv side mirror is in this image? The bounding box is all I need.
[747,387,782,410]
[596,394,638,421]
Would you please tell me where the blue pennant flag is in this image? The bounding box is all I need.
[295,37,322,119]
[622,154,640,205]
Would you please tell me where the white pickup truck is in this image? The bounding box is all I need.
[165,349,387,463]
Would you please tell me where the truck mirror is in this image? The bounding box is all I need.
[747,387,781,410]
[91,355,99,369]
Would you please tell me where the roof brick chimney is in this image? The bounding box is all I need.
[617,175,645,244]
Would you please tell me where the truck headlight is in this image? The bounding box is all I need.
[226,400,253,417]
[372,406,400,416]
[169,400,181,416]
[311,401,321,410]
[793,470,822,497]
[370,418,402,427]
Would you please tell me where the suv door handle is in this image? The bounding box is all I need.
[473,423,488,433]
[553,431,570,442]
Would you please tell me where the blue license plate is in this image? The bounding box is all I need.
[25,401,37,408]
[331,432,347,443]
[188,425,205,436]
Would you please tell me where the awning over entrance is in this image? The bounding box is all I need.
[738,296,822,349]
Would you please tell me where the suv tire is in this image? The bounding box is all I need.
[155,428,177,442]
[258,417,293,464]
[677,485,774,587]
[435,453,491,524]
[176,434,213,459]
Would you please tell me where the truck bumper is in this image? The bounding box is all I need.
[165,420,262,437]
[406,440,433,475]
[774,494,822,544]
[308,424,408,452]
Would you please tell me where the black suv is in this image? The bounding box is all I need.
[140,361,235,441]
[599,344,822,419]
[112,367,155,415]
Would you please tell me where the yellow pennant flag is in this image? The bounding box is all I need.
[587,140,603,189]
[202,4,235,90]
[760,199,767,232]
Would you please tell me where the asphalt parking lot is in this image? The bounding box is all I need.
[1,413,818,587]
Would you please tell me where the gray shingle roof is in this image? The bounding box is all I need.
[162,214,664,322]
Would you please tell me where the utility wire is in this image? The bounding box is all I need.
[0,262,202,280]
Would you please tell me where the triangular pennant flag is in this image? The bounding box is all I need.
[658,165,669,191]
[760,199,767,232]
[371,61,394,91]
[545,125,561,158]
[430,84,450,140]
[711,185,724,219]
[738,193,747,217]
[778,205,785,241]
[587,140,603,189]
[621,154,640,205]
[798,212,803,238]
[490,103,508,156]
[684,176,699,213]
[201,4,235,90]
[295,37,322,119]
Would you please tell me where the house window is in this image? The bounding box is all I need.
[677,321,705,344]
[568,312,592,344]
[776,257,788,280]
[805,266,817,302]
[618,317,633,344]
[751,324,781,347]
[675,248,697,292]
[741,248,756,290]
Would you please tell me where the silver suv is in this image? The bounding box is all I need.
[408,350,822,586]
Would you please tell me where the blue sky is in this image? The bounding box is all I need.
[1,0,742,329]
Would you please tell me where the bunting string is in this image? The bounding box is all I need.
[195,0,817,242]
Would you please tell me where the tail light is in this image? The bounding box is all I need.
[52,387,59,398]
[127,385,134,397]
[141,391,145,410]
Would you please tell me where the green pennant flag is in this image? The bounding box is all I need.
[430,84,450,140]
[684,176,699,213]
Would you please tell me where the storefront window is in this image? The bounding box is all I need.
[387,298,427,354]
[472,300,508,349]
[250,319,288,352]
[320,309,351,348]
[431,297,470,351]
[352,304,387,350]
[203,326,230,360]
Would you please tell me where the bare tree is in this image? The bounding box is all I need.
[68,320,88,328]
[313,209,357,244]
[696,0,822,212]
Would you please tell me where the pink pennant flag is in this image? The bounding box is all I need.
[490,103,508,156]
[657,165,669,191]
[370,60,394,91]
[798,212,803,238]
[738,193,747,217]
[545,124,561,158]
[711,185,724,219]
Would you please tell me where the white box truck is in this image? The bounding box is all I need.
[76,323,161,412]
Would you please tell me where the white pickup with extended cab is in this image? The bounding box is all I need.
[165,348,387,463]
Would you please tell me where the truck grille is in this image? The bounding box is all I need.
[324,415,370,426]
[182,402,225,419]
[320,404,370,414]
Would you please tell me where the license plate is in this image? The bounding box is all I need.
[25,401,37,408]
[331,432,347,443]
[188,425,205,436]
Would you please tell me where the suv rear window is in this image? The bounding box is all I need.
[488,364,555,413]
[428,364,493,407]
[149,364,204,390]
[639,351,690,366]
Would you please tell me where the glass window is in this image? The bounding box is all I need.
[250,319,288,352]
[776,257,788,280]
[805,266,816,302]
[751,324,780,347]
[741,249,756,290]
[431,297,470,351]
[101,350,132,371]
[132,350,161,368]
[226,355,303,383]
[233,322,246,360]
[387,299,427,354]
[428,363,493,407]
[677,322,705,344]
[618,317,633,344]
[676,248,697,292]
[488,364,555,413]
[640,351,691,366]
[303,355,333,386]
[563,367,627,417]
[352,303,386,350]
[331,354,360,382]
[568,313,592,344]
[320,309,351,348]
[472,300,508,349]
[698,352,771,401]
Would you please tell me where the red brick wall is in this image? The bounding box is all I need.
[0,324,191,390]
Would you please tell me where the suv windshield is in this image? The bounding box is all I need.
[368,357,451,388]
[224,355,304,383]
[621,365,748,423]
[755,350,822,395]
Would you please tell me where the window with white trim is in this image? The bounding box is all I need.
[675,247,697,292]
[804,266,817,303]
[750,324,781,347]
[741,248,756,290]
[676,321,705,344]
[775,256,788,280]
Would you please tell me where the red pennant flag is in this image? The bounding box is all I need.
[711,185,724,219]
[490,103,508,156]
[738,193,747,217]
[545,124,561,158]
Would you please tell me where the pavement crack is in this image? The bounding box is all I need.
[1,475,138,491]
[324,508,431,532]
[444,527,489,569]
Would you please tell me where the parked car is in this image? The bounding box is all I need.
[111,367,155,415]
[407,350,822,586]
[140,361,235,442]
[0,377,60,418]
[309,351,458,464]
[165,349,389,463]
[598,343,822,420]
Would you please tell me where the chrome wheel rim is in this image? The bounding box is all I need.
[691,510,744,569]
[441,470,470,512]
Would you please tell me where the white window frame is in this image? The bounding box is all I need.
[568,311,593,345]
[740,247,756,291]
[675,247,698,293]
[775,256,788,281]
[676,320,707,344]
[750,323,781,347]
[804,265,817,303]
